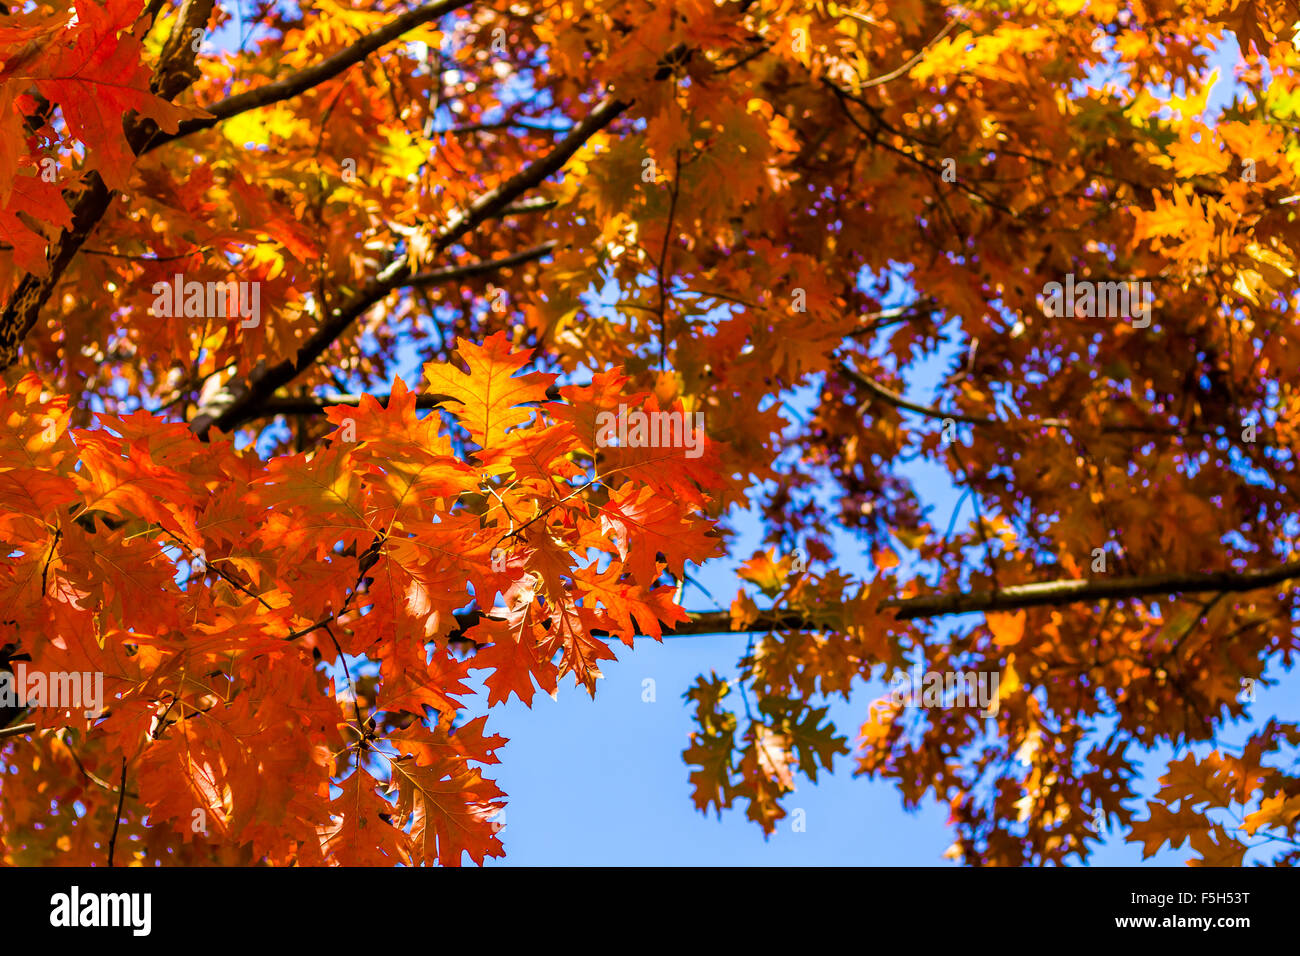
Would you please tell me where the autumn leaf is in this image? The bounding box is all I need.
[987,610,1026,647]
[423,332,553,451]
[1129,801,1212,859]
[387,743,506,867]
[1241,792,1300,837]
[575,561,687,644]
[464,611,559,708]
[0,0,207,190]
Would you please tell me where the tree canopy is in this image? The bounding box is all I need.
[1,0,1300,866]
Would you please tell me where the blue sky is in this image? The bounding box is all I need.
[476,638,1298,866]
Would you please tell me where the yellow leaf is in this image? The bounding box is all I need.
[1241,793,1300,837]
[1000,655,1021,699]
[730,589,760,631]
[988,610,1026,646]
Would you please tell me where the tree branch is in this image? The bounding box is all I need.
[190,96,628,439]
[188,241,554,431]
[107,756,128,867]
[406,240,555,286]
[444,561,1300,646]
[435,96,628,250]
[140,0,477,155]
[259,391,450,416]
[840,362,1224,438]
[857,17,959,90]
[672,561,1300,631]
[842,362,1000,426]
[441,119,573,135]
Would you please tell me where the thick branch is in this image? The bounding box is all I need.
[441,561,1300,647]
[0,178,113,370]
[671,561,1300,632]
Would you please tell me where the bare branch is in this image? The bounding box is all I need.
[842,362,999,426]
[841,362,1223,439]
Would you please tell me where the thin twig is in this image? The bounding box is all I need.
[107,757,128,867]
